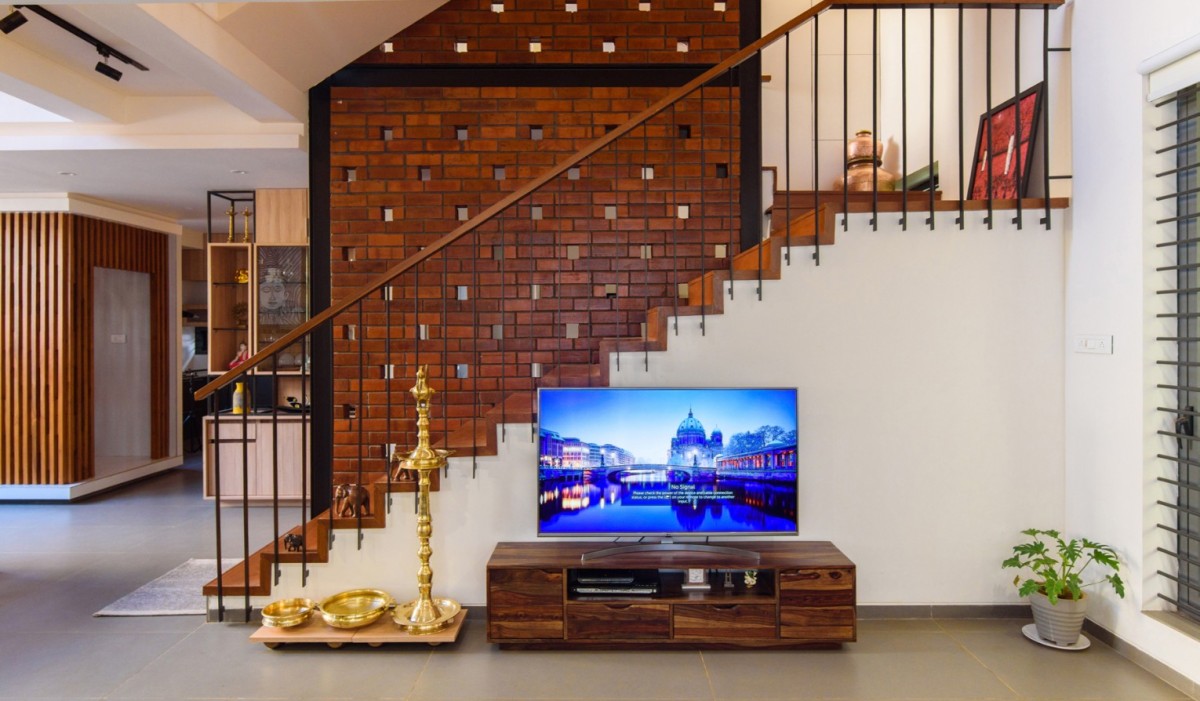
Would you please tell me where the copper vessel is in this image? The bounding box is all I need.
[834,129,897,192]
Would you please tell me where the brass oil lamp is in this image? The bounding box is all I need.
[391,366,461,634]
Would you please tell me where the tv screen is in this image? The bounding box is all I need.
[537,387,798,536]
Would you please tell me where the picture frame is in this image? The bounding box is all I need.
[968,82,1044,200]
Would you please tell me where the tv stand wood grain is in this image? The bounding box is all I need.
[486,541,856,649]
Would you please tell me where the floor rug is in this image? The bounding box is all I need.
[94,558,236,616]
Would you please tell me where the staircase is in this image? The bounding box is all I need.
[197,0,1067,615]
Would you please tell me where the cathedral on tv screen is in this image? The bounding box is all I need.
[667,409,723,467]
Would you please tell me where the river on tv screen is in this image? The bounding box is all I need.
[537,388,798,534]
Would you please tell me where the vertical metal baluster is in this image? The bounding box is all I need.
[643,122,651,369]
[301,335,309,585]
[240,371,250,622]
[472,231,479,477]
[900,7,908,230]
[985,5,994,228]
[211,394,223,621]
[785,32,792,259]
[528,197,536,442]
[356,302,364,549]
[754,50,763,300]
[587,143,595,380]
[958,3,965,228]
[272,356,280,585]
[384,287,392,512]
[500,212,507,439]
[671,102,680,335]
[613,138,621,375]
[927,6,936,229]
[842,10,849,231]
[728,68,736,300]
[700,84,708,336]
[1041,4,1051,229]
[871,7,878,230]
[813,17,821,265]
[1014,8,1023,229]
[441,246,449,462]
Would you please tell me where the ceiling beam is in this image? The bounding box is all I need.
[0,34,123,122]
[71,3,307,122]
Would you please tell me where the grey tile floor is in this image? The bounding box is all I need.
[0,460,1188,701]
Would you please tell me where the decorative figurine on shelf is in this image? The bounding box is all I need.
[283,533,304,552]
[232,302,249,329]
[334,483,372,518]
[744,569,758,588]
[234,268,250,284]
[228,342,250,369]
[390,445,416,482]
[226,204,236,243]
[232,381,249,415]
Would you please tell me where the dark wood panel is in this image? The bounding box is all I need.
[780,568,855,591]
[0,213,170,486]
[780,590,856,607]
[487,619,564,640]
[487,568,563,604]
[566,603,671,640]
[673,604,776,639]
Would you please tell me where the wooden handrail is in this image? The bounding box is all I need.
[195,0,1063,400]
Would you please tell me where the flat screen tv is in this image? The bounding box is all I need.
[537,387,799,537]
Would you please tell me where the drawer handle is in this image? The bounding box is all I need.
[604,604,634,610]
[793,572,821,580]
[830,571,842,580]
[713,604,739,610]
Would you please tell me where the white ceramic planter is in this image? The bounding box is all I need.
[1029,590,1087,646]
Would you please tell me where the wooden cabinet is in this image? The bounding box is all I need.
[202,415,307,501]
[486,541,856,649]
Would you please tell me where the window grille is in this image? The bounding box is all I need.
[1155,81,1200,623]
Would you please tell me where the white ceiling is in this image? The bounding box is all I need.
[0,0,446,239]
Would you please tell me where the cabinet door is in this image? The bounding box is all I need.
[208,420,258,498]
[253,420,304,499]
[488,569,564,640]
[779,568,856,641]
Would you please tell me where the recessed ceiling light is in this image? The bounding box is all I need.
[58,171,76,176]
[230,169,249,175]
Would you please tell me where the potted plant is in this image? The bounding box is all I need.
[1001,528,1125,647]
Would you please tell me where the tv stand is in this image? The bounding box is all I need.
[487,541,856,649]
[579,541,762,563]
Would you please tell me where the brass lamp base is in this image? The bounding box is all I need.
[393,597,462,635]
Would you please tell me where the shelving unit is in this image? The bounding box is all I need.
[203,189,311,501]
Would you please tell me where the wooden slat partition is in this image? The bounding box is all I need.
[0,213,170,485]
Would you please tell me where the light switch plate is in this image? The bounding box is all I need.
[1074,334,1113,355]
[110,334,126,344]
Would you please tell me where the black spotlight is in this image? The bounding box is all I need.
[0,8,27,34]
[94,58,122,82]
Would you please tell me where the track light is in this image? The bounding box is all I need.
[0,7,26,34]
[12,5,147,80]
[94,49,122,82]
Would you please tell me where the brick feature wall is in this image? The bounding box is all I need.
[327,0,744,483]
[360,0,739,66]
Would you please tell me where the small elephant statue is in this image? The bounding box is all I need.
[283,533,304,552]
[391,462,416,482]
[334,483,371,518]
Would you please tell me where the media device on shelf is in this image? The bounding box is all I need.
[537,387,799,561]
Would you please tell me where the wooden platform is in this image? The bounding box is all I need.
[250,609,467,648]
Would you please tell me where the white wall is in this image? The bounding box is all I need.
[266,210,1066,608]
[760,1,1072,199]
[1069,0,1200,686]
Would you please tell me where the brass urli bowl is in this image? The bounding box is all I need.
[260,598,317,628]
[318,589,395,629]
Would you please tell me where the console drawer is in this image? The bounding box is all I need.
[673,603,777,639]
[780,568,855,606]
[488,602,564,640]
[779,605,856,641]
[566,603,670,640]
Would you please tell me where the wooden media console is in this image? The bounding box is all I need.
[486,541,856,649]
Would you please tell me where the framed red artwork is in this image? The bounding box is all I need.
[968,82,1044,200]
